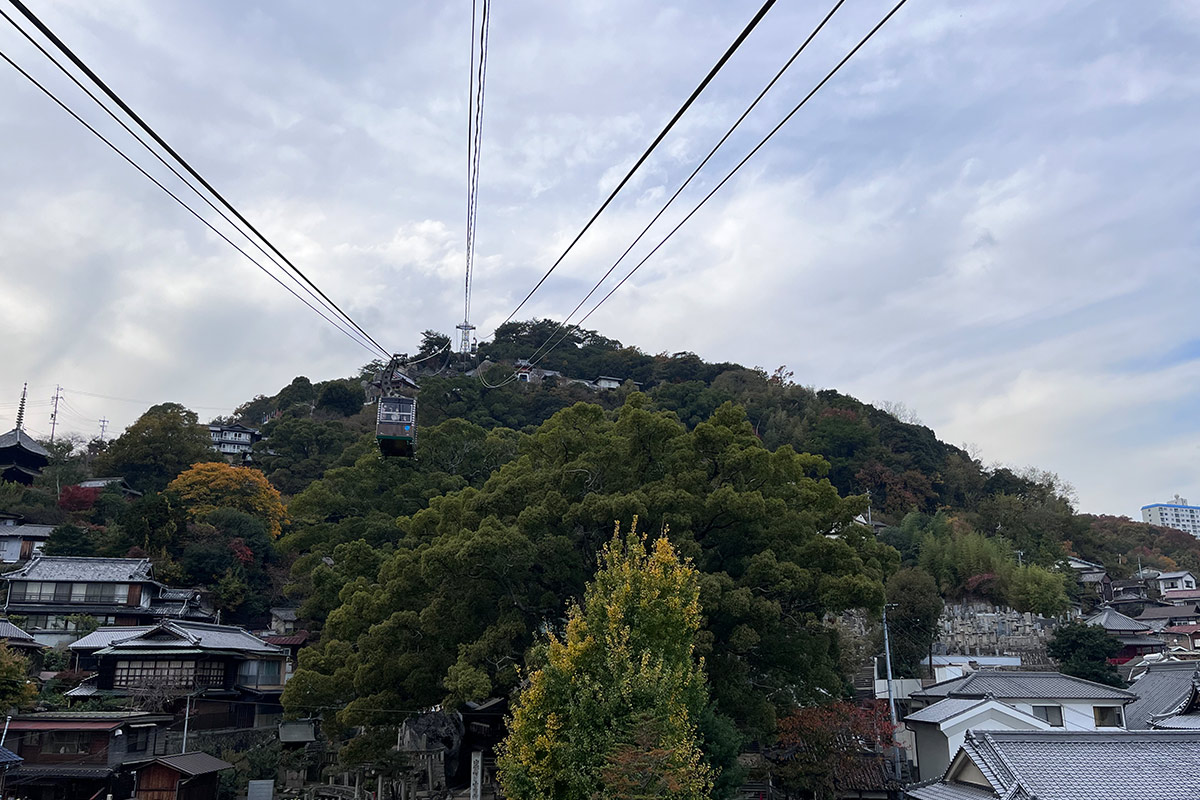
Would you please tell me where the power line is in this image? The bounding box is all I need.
[0,46,385,359]
[522,0,849,369]
[4,0,393,359]
[0,5,386,360]
[524,0,911,373]
[498,0,780,328]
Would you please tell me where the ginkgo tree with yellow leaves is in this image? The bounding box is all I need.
[166,461,287,539]
[498,519,713,800]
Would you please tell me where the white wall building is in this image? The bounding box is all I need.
[1143,495,1200,537]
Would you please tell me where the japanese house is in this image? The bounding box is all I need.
[130,751,232,800]
[68,620,288,733]
[2,556,215,646]
[1,711,172,800]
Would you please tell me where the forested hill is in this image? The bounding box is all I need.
[19,319,1197,787]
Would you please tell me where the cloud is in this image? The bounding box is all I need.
[1,0,1198,517]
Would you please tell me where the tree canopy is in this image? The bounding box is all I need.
[92,403,214,493]
[166,462,287,538]
[498,521,713,800]
[283,397,893,745]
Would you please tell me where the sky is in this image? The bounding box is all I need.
[1,0,1198,517]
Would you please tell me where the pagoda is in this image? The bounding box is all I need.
[0,385,49,485]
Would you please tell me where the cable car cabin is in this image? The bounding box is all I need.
[376,396,417,457]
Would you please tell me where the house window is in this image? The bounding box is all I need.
[237,659,283,687]
[126,727,151,753]
[1093,706,1124,728]
[114,659,197,688]
[40,731,90,755]
[1032,705,1064,727]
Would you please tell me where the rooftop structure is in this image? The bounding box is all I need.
[1124,661,1200,730]
[907,730,1200,800]
[911,671,1136,703]
[0,427,49,486]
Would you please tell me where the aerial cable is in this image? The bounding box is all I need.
[498,0,780,328]
[0,7,389,361]
[459,0,491,353]
[5,0,393,359]
[0,47,385,359]
[522,0,848,368]
[524,0,911,373]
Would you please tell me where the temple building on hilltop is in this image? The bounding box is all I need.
[0,386,50,485]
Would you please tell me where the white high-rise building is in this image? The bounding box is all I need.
[1142,494,1200,537]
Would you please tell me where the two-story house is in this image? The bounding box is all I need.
[1155,571,1198,595]
[68,620,288,733]
[904,671,1137,781]
[2,557,216,646]
[1,710,172,799]
[208,424,262,462]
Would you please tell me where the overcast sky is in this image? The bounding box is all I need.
[1,0,1197,517]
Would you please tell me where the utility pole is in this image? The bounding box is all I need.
[882,603,903,784]
[48,385,63,443]
[99,418,109,442]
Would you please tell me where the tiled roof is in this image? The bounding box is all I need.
[71,620,283,656]
[907,781,997,800]
[1158,571,1195,580]
[0,618,36,641]
[4,556,153,582]
[0,746,20,766]
[1086,606,1151,632]
[911,671,1135,701]
[905,698,987,724]
[145,752,233,776]
[1164,624,1200,635]
[972,730,1200,800]
[1163,588,1200,601]
[262,631,308,647]
[1152,714,1200,730]
[1124,661,1200,730]
[0,523,54,539]
[0,429,51,457]
[1140,604,1200,620]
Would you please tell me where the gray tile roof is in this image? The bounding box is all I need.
[0,524,54,539]
[911,671,1135,701]
[1124,662,1200,730]
[1086,606,1151,632]
[906,781,997,800]
[70,620,282,656]
[0,618,35,641]
[1151,714,1200,729]
[0,429,51,457]
[145,752,233,776]
[905,698,988,724]
[1139,604,1200,620]
[4,556,153,582]
[969,730,1200,800]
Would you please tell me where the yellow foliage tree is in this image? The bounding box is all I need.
[166,462,287,538]
[497,519,714,800]
[0,644,38,713]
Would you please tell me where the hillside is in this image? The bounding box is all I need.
[9,320,1198,791]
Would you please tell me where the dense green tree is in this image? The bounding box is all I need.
[885,568,943,678]
[498,523,713,800]
[42,523,96,556]
[285,398,891,744]
[92,403,214,493]
[252,418,359,495]
[275,376,316,412]
[315,381,363,417]
[1047,622,1123,687]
